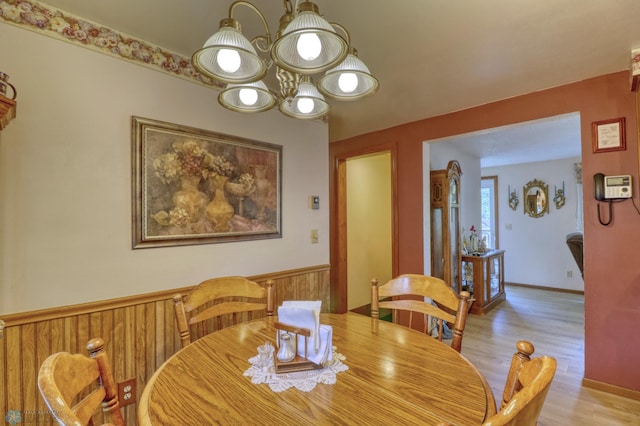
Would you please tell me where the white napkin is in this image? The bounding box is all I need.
[312,325,333,365]
[279,300,321,350]
[277,300,332,365]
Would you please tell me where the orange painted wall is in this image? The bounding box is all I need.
[329,71,640,392]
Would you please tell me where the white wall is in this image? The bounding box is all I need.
[429,140,482,235]
[428,136,582,291]
[0,23,330,314]
[483,157,583,291]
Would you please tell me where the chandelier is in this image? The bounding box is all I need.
[192,0,378,120]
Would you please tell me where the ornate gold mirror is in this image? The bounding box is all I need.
[523,179,549,218]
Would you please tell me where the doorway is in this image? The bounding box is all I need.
[331,144,398,313]
[346,152,392,311]
[481,176,499,250]
[428,112,583,291]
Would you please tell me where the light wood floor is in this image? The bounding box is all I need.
[461,285,640,425]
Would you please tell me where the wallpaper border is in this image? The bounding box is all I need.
[0,0,224,89]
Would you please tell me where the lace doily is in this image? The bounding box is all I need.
[243,346,349,392]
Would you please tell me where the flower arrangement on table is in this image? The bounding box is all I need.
[463,225,487,255]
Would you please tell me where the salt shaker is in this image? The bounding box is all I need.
[276,332,296,362]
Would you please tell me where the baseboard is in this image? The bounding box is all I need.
[505,282,584,295]
[582,378,640,401]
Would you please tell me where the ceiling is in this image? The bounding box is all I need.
[435,112,582,168]
[33,0,640,163]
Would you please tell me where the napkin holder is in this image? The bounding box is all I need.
[273,321,323,373]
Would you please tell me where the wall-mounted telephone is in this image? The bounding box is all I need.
[594,173,632,201]
[594,173,634,225]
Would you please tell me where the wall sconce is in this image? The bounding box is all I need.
[553,181,566,209]
[508,184,519,211]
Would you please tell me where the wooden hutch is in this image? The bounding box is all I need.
[462,249,506,315]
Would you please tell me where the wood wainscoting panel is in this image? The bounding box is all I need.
[0,265,329,425]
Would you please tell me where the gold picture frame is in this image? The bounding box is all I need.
[592,117,626,153]
[131,116,282,249]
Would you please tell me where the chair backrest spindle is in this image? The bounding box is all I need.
[482,340,557,426]
[371,274,472,352]
[437,340,556,426]
[38,337,125,426]
[174,277,274,348]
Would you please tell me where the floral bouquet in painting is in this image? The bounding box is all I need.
[153,140,214,183]
[151,140,237,229]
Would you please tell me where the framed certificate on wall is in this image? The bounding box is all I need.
[592,117,626,153]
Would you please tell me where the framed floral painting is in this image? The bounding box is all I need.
[131,116,282,248]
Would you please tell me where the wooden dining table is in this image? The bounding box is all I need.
[138,313,495,425]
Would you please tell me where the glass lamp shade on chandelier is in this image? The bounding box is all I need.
[192,0,379,119]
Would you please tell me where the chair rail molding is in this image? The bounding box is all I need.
[0,265,329,424]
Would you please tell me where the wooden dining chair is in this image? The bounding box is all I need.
[482,340,557,426]
[174,276,274,348]
[37,337,125,426]
[371,274,473,352]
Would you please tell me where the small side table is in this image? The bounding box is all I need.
[462,250,506,315]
